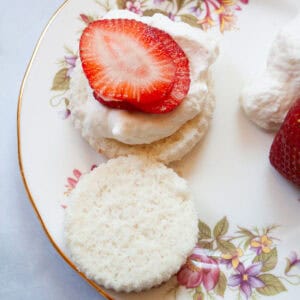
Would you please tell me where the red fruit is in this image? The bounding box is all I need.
[93,26,190,114]
[80,19,177,105]
[94,91,138,111]
[269,99,300,186]
[133,27,190,113]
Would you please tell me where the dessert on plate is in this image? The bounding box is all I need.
[69,10,219,163]
[64,155,198,292]
[240,15,300,131]
[64,10,216,292]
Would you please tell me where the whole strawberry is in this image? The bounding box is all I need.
[269,99,300,186]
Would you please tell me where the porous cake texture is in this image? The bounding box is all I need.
[64,155,198,292]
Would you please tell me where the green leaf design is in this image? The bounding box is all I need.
[237,226,255,238]
[198,220,211,240]
[217,239,236,254]
[253,248,278,272]
[213,217,229,238]
[214,271,227,297]
[142,9,169,17]
[193,287,203,300]
[284,258,292,274]
[116,0,125,9]
[85,15,95,23]
[64,98,70,107]
[180,14,201,28]
[51,68,70,91]
[257,274,287,296]
[243,237,253,251]
[264,224,280,235]
[198,241,213,250]
[193,292,202,300]
[176,0,185,11]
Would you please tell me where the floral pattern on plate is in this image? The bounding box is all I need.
[63,164,97,196]
[120,0,249,32]
[175,218,300,299]
[49,50,77,120]
[63,167,300,299]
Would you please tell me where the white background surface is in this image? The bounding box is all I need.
[0,1,105,299]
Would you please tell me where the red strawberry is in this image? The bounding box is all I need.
[93,26,190,114]
[94,92,138,111]
[80,19,177,105]
[269,99,300,186]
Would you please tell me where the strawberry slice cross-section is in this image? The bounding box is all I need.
[92,22,190,114]
[80,18,177,105]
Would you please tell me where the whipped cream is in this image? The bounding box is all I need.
[70,10,218,145]
[241,15,300,131]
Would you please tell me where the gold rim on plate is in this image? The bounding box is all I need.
[17,1,113,299]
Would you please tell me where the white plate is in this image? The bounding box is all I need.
[18,0,300,299]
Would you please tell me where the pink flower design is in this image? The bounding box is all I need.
[198,0,215,30]
[126,0,143,15]
[228,263,264,299]
[65,169,82,191]
[91,164,98,171]
[218,8,237,32]
[177,246,220,290]
[217,0,248,8]
[80,14,93,25]
[197,0,248,32]
[64,165,97,195]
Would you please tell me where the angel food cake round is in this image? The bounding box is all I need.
[64,155,198,292]
[69,10,219,163]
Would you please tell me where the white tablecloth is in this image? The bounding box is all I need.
[0,1,105,299]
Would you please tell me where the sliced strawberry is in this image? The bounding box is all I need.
[269,99,300,186]
[94,91,138,111]
[93,26,190,114]
[80,19,177,105]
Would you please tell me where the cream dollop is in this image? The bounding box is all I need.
[70,10,218,145]
[241,15,300,131]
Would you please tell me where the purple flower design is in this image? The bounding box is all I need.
[189,6,201,17]
[168,12,176,21]
[153,0,165,4]
[228,263,264,299]
[288,252,300,269]
[65,55,78,77]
